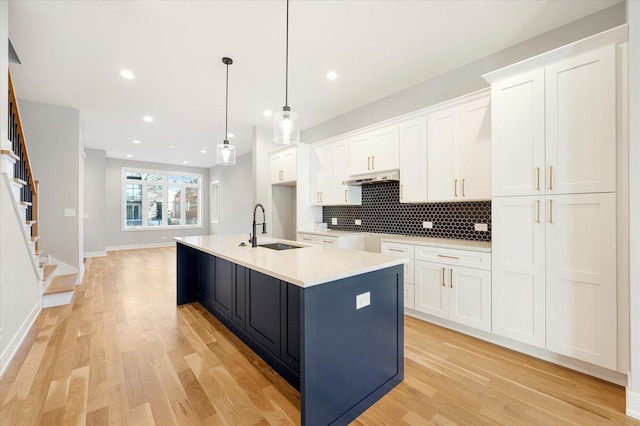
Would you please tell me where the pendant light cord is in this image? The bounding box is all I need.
[225,60,229,144]
[285,0,289,107]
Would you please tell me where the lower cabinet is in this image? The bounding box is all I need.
[197,250,215,311]
[246,270,282,357]
[413,246,492,332]
[297,232,365,250]
[213,257,233,318]
[381,241,415,309]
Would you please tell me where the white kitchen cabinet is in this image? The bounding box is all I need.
[427,92,491,202]
[270,146,297,185]
[492,196,546,348]
[381,241,415,309]
[545,193,617,370]
[348,125,399,176]
[490,45,616,197]
[414,246,492,332]
[398,117,428,203]
[296,232,365,250]
[311,140,361,205]
[296,233,319,245]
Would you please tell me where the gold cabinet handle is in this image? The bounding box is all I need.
[388,248,405,253]
[438,254,459,259]
[400,184,404,200]
[450,269,453,288]
[549,199,553,224]
[549,165,553,191]
[536,200,540,223]
[441,268,446,287]
[367,156,371,170]
[454,179,458,197]
[302,237,312,241]
[536,167,541,191]
[462,178,466,197]
[372,155,375,170]
[323,240,334,244]
[344,189,347,203]
[320,192,323,203]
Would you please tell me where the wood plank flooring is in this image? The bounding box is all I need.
[1,247,637,425]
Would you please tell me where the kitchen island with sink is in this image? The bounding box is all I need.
[175,234,406,425]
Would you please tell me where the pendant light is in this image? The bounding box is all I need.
[216,57,236,166]
[273,0,299,144]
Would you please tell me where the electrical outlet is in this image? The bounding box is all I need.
[331,218,337,225]
[356,292,370,310]
[64,208,76,217]
[355,219,362,226]
[474,223,489,232]
[422,221,433,229]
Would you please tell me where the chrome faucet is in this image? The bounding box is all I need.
[252,203,267,247]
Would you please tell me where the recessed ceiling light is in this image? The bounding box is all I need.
[227,133,234,138]
[200,149,207,154]
[143,115,154,122]
[126,154,133,158]
[169,145,176,149]
[263,110,272,117]
[120,69,135,80]
[183,160,189,164]
[133,139,141,144]
[326,71,338,80]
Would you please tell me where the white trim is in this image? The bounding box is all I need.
[83,250,107,258]
[0,300,41,378]
[106,241,175,252]
[210,180,220,224]
[42,290,74,308]
[628,389,640,420]
[404,309,628,386]
[77,262,85,286]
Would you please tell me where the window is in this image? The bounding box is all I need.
[122,168,203,230]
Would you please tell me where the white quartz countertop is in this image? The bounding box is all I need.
[379,235,492,252]
[174,234,407,288]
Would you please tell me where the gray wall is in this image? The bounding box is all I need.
[208,152,253,236]
[83,148,106,254]
[302,3,626,143]
[104,157,209,248]
[19,99,81,269]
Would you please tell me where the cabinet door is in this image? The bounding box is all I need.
[491,69,545,196]
[545,193,616,369]
[246,270,282,357]
[459,95,491,200]
[415,260,448,319]
[449,266,491,332]
[371,125,399,172]
[281,283,301,372]
[334,140,362,205]
[404,283,415,310]
[281,148,297,183]
[348,133,372,176]
[197,251,215,310]
[492,196,545,348]
[427,106,459,201]
[546,45,616,195]
[270,152,283,183]
[313,144,332,205]
[233,265,247,329]
[399,117,428,203]
[213,257,233,319]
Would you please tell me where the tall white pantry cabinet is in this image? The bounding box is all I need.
[485,26,628,372]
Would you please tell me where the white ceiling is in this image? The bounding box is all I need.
[8,0,621,168]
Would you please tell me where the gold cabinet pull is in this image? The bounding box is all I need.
[344,189,347,203]
[438,254,459,260]
[462,178,466,197]
[454,179,458,197]
[549,165,553,191]
[372,155,375,169]
[321,192,323,203]
[450,269,453,288]
[536,167,540,191]
[400,184,404,200]
[388,248,405,253]
[536,200,540,223]
[367,156,371,170]
[549,199,553,224]
[441,268,446,287]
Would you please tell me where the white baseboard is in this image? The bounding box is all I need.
[0,300,41,378]
[628,389,640,419]
[83,251,107,258]
[77,263,85,286]
[106,241,175,251]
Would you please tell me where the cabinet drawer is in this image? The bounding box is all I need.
[414,245,491,270]
[381,242,415,258]
[297,233,319,245]
[319,236,338,247]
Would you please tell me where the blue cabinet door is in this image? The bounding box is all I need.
[197,250,214,311]
[213,257,233,318]
[246,270,281,357]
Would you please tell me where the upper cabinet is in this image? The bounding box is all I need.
[270,146,297,185]
[348,125,399,176]
[427,92,491,202]
[489,44,616,197]
[311,139,361,206]
[399,117,428,203]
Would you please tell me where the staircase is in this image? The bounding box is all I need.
[2,71,76,308]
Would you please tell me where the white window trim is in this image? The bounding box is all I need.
[121,167,204,231]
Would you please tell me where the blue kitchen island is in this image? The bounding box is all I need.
[175,234,406,426]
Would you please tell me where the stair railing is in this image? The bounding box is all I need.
[7,70,39,253]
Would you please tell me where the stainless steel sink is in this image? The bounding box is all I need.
[258,242,303,251]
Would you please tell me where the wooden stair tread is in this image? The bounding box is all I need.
[39,261,46,268]
[20,201,32,206]
[1,149,20,161]
[12,177,27,186]
[25,220,36,225]
[42,264,57,282]
[43,274,77,295]
[31,235,40,242]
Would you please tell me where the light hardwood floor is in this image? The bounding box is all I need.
[1,247,637,425]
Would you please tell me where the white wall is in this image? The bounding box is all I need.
[208,152,253,236]
[0,0,8,147]
[104,157,209,249]
[252,125,281,238]
[83,148,106,255]
[626,0,640,419]
[18,99,81,269]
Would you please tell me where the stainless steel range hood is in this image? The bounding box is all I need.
[342,170,399,186]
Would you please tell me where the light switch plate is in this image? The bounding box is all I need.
[332,218,337,225]
[474,223,488,232]
[64,208,76,217]
[355,219,362,226]
[422,221,433,229]
[356,292,370,310]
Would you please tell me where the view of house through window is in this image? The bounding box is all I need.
[123,168,202,230]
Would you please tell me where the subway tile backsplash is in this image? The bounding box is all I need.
[322,182,491,241]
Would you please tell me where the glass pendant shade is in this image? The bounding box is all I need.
[216,142,236,166]
[273,108,299,145]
